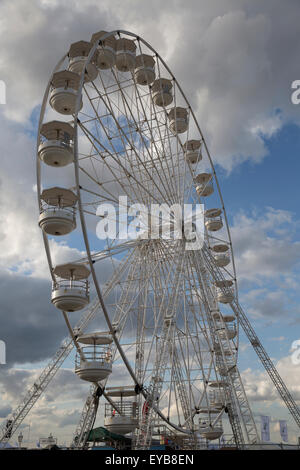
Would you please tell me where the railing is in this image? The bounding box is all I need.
[217,359,237,374]
[213,341,236,356]
[105,401,138,418]
[75,346,112,369]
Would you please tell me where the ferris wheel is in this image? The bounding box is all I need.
[1,30,299,451]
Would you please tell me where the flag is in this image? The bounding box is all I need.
[279,420,288,442]
[260,415,270,442]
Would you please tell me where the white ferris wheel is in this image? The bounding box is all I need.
[1,30,300,450]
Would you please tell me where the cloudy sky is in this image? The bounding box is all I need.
[1,0,300,446]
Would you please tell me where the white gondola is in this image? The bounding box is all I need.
[151,78,173,107]
[39,187,77,236]
[198,405,223,440]
[211,310,236,325]
[104,387,138,434]
[205,218,223,231]
[51,263,90,312]
[38,121,74,167]
[115,38,136,71]
[134,54,155,85]
[91,31,117,69]
[195,173,214,197]
[215,280,234,288]
[211,309,222,321]
[168,107,188,134]
[184,139,202,164]
[206,208,221,218]
[68,41,98,83]
[49,70,82,115]
[198,407,220,414]
[217,291,234,304]
[215,279,234,304]
[75,332,113,382]
[214,253,230,267]
[205,208,223,232]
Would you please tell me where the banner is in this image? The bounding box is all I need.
[260,415,270,442]
[279,420,288,442]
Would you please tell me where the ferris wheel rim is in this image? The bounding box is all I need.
[36,30,239,439]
